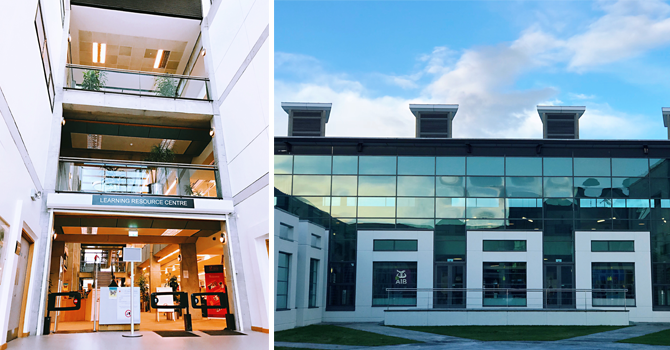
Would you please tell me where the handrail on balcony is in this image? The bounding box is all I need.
[66,64,209,81]
[59,157,217,170]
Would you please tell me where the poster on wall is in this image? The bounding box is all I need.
[204,265,227,317]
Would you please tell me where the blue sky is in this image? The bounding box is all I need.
[275,0,670,139]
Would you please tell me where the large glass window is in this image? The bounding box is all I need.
[574,158,611,177]
[398,157,435,175]
[436,176,465,197]
[592,263,635,306]
[274,155,293,174]
[436,157,466,175]
[294,156,332,174]
[397,198,434,218]
[373,240,418,251]
[274,175,292,194]
[575,177,611,198]
[358,176,396,196]
[544,177,574,198]
[292,175,331,196]
[483,240,526,251]
[466,198,505,219]
[332,176,358,196]
[591,241,634,252]
[309,259,319,308]
[277,252,291,310]
[358,197,396,217]
[467,177,504,197]
[506,157,542,176]
[506,177,542,197]
[436,198,466,218]
[331,197,357,217]
[612,158,649,177]
[333,156,358,174]
[279,223,293,241]
[544,158,572,176]
[397,176,434,196]
[372,262,417,306]
[467,157,504,176]
[483,262,527,306]
[359,156,396,175]
[35,1,54,110]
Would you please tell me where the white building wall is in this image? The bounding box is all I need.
[294,221,327,328]
[466,231,543,309]
[204,0,269,332]
[574,231,670,322]
[0,0,68,342]
[274,210,299,331]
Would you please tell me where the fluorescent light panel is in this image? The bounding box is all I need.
[161,229,182,236]
[154,49,163,69]
[100,43,106,64]
[157,249,180,263]
[92,42,98,63]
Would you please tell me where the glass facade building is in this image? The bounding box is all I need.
[275,137,670,313]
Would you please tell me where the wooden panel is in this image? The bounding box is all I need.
[55,234,197,244]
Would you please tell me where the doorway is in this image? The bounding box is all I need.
[433,263,465,308]
[8,231,34,342]
[544,264,575,309]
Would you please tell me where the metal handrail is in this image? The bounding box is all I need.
[59,157,217,170]
[65,63,209,81]
[386,288,629,292]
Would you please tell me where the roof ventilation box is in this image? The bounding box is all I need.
[282,102,332,137]
[410,104,458,138]
[537,106,586,139]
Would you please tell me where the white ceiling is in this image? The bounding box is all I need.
[70,5,201,74]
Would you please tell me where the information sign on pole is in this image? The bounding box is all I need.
[122,247,142,338]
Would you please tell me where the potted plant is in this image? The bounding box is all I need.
[136,273,149,312]
[184,182,203,197]
[154,76,178,97]
[81,70,107,91]
[145,145,175,194]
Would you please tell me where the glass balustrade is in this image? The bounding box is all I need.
[64,64,211,100]
[58,158,221,198]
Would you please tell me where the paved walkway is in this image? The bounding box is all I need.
[276,323,670,350]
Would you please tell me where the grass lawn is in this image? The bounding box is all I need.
[618,329,670,346]
[391,325,627,341]
[274,324,421,346]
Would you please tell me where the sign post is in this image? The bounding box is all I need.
[122,247,142,338]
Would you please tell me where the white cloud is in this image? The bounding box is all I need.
[275,0,670,139]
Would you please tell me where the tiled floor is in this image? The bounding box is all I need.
[8,328,269,350]
[52,311,227,332]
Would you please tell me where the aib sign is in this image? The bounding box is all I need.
[394,269,411,286]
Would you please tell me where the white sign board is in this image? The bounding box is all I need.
[123,247,142,262]
[99,287,141,325]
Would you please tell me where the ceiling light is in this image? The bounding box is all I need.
[172,265,176,272]
[87,134,102,149]
[100,43,106,64]
[81,227,98,235]
[93,42,98,63]
[154,49,163,69]
[53,233,58,240]
[129,229,138,237]
[161,229,182,236]
[165,268,168,274]
[220,233,226,244]
[61,118,66,126]
[68,34,71,42]
[201,48,206,56]
[177,254,182,262]
[209,128,215,137]
[597,219,605,223]
[158,249,180,263]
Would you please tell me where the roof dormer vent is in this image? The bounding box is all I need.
[409,104,458,138]
[537,106,586,139]
[282,102,332,137]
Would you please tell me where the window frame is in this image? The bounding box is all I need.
[276,252,291,311]
[308,259,319,308]
[35,0,55,111]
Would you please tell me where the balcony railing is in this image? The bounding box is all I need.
[64,64,211,101]
[58,157,221,198]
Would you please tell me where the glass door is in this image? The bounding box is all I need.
[544,264,575,308]
[434,263,465,308]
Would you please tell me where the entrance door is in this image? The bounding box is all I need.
[544,264,575,308]
[434,263,465,308]
[8,235,31,341]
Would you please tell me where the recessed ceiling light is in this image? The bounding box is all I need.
[154,49,163,69]
[161,229,182,236]
[92,42,98,63]
[100,43,106,64]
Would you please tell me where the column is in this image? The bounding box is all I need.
[179,243,201,320]
[149,247,161,313]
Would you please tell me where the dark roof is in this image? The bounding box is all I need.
[275,136,670,158]
[71,0,202,20]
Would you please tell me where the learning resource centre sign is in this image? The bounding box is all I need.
[92,195,195,209]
